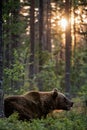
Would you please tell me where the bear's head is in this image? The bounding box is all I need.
[52,88,73,111]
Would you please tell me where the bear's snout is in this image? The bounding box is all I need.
[67,101,73,110]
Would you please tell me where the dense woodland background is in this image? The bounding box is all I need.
[0,0,87,129]
[2,0,87,94]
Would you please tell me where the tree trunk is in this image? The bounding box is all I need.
[46,0,51,52]
[38,0,51,90]
[39,0,51,69]
[0,0,5,118]
[65,0,71,94]
[39,0,44,71]
[37,0,44,90]
[29,0,35,88]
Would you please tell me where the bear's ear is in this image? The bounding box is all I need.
[52,88,58,99]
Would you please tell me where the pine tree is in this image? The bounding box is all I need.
[65,0,71,94]
[29,0,35,86]
[0,0,4,118]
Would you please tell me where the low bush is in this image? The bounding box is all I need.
[0,111,87,130]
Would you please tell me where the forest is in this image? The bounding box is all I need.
[0,0,87,129]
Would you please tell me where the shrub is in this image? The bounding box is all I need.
[0,111,87,130]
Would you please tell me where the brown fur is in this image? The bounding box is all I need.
[4,89,73,121]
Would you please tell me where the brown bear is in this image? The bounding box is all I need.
[4,88,73,121]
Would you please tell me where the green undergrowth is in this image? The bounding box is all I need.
[0,111,87,130]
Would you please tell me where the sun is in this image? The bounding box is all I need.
[60,18,67,30]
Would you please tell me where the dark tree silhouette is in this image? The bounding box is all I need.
[0,0,4,118]
[46,0,51,52]
[29,0,35,83]
[65,0,71,94]
[39,0,44,71]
